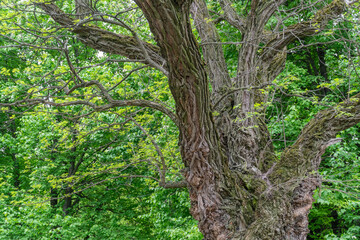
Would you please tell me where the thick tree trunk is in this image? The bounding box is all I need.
[133,2,231,238]
[133,0,357,239]
[38,0,357,239]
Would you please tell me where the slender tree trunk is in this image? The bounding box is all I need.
[63,186,73,216]
[317,46,330,95]
[50,188,58,208]
[317,47,328,82]
[306,50,320,76]
[11,154,20,188]
[61,122,87,215]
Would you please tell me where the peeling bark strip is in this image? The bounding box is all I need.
[31,0,360,239]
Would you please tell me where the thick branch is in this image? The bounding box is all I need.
[159,181,187,188]
[262,0,346,61]
[37,3,167,73]
[191,0,232,100]
[218,0,246,32]
[274,93,360,182]
[256,0,287,27]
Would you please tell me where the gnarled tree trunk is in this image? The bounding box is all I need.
[133,1,358,239]
[35,0,360,239]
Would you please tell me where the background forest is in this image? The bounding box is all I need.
[0,0,359,239]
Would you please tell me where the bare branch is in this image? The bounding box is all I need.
[100,100,179,127]
[213,83,275,109]
[64,43,84,84]
[0,98,179,127]
[131,119,167,185]
[131,119,187,189]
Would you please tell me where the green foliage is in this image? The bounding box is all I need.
[308,124,360,240]
[0,0,359,239]
[0,6,201,236]
[139,188,202,240]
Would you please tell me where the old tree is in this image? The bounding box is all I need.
[1,0,360,239]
